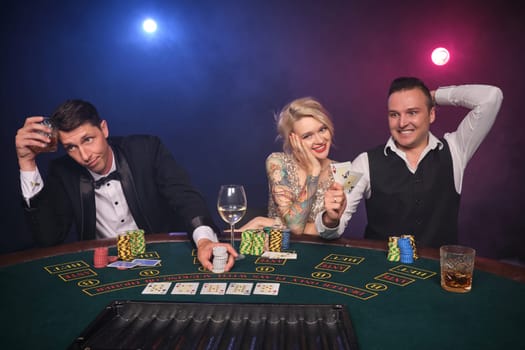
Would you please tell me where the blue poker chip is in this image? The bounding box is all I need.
[397,237,411,247]
[400,246,413,253]
[281,229,291,250]
[400,255,414,263]
[399,247,413,255]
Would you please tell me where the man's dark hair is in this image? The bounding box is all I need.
[388,77,434,110]
[50,99,102,131]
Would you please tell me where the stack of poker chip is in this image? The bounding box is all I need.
[268,228,283,252]
[401,234,419,260]
[93,247,118,268]
[240,230,255,255]
[281,228,291,250]
[212,246,229,273]
[126,229,146,256]
[398,237,414,264]
[117,234,133,261]
[240,230,267,256]
[93,247,109,268]
[252,231,267,255]
[387,236,400,262]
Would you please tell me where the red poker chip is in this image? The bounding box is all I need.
[93,247,109,268]
[94,259,108,268]
[94,247,109,254]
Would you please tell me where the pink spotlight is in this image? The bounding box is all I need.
[431,47,450,66]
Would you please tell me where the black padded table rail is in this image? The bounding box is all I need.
[69,301,358,350]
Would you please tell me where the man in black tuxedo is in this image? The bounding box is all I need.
[15,99,237,271]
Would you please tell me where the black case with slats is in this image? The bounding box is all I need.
[69,300,359,349]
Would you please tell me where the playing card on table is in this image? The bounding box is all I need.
[171,282,199,295]
[200,282,227,295]
[253,282,280,296]
[142,282,172,295]
[226,282,254,295]
[107,261,137,269]
[331,162,362,193]
[262,251,298,260]
[132,258,161,267]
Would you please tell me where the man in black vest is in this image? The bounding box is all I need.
[15,99,237,270]
[318,77,503,247]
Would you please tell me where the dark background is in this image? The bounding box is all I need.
[1,0,523,262]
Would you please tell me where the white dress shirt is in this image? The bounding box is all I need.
[20,149,217,244]
[316,84,503,239]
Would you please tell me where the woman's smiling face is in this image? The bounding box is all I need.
[292,116,332,160]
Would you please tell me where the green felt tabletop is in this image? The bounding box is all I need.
[0,241,523,349]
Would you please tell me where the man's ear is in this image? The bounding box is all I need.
[429,107,436,124]
[100,120,109,138]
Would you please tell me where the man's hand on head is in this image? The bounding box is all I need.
[196,238,238,272]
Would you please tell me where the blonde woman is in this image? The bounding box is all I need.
[241,97,348,239]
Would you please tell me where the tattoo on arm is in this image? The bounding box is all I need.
[267,156,319,233]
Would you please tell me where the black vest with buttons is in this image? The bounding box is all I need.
[364,139,460,248]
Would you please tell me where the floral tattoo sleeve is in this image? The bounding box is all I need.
[266,153,319,233]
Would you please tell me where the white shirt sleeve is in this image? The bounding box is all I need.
[316,154,370,239]
[192,225,219,246]
[20,168,44,206]
[315,201,349,240]
[438,85,503,193]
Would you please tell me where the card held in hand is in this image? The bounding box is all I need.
[331,161,362,193]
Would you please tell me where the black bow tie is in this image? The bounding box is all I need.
[93,171,121,189]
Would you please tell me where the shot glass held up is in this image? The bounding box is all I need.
[28,117,58,154]
[440,245,476,293]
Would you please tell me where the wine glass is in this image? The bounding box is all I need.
[217,185,247,260]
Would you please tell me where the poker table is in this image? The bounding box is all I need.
[0,234,524,349]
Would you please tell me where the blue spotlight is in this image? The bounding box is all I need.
[142,18,158,33]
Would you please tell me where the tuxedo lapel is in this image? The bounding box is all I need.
[112,145,152,232]
[79,172,96,240]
